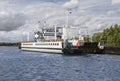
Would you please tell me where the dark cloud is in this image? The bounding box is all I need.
[0,13,28,31]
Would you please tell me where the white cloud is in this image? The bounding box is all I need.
[0,31,24,43]
[112,0,120,4]
[63,0,79,9]
[0,0,10,7]
[107,10,120,17]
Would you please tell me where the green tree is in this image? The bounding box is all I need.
[93,24,120,46]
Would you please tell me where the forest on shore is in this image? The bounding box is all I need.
[93,24,120,46]
[0,42,20,46]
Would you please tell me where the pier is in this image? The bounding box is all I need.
[62,42,103,54]
[62,42,120,55]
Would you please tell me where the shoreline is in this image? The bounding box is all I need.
[0,43,120,55]
[0,43,20,46]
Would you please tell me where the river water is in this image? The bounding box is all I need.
[0,46,120,81]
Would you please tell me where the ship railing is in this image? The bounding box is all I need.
[44,39,64,42]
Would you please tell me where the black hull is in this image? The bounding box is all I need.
[62,42,104,55]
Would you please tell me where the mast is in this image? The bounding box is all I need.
[62,10,72,48]
[27,32,30,41]
[66,10,69,29]
[66,10,71,39]
[63,10,71,41]
[79,29,81,40]
[54,25,57,41]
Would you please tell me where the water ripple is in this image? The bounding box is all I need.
[0,47,120,81]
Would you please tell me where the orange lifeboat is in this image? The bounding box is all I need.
[76,40,81,46]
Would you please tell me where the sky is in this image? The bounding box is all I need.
[0,0,120,42]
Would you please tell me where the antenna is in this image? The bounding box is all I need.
[54,25,57,41]
[27,32,30,41]
[63,9,72,40]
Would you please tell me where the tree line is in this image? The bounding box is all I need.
[0,42,20,46]
[93,24,120,46]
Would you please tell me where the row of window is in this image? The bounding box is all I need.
[35,43,59,46]
[23,43,60,46]
[23,44,33,45]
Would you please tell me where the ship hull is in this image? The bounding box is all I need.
[20,42,63,53]
[21,47,63,53]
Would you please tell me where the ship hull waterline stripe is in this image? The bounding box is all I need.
[21,47,63,50]
[21,48,63,53]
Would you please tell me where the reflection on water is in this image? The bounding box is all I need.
[0,46,120,81]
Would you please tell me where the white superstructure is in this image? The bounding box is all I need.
[20,10,84,53]
[20,25,82,53]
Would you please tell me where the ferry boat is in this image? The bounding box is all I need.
[19,24,105,54]
[19,25,83,54]
[19,10,104,54]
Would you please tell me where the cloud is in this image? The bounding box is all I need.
[0,0,11,7]
[63,0,79,10]
[112,0,120,4]
[0,30,31,42]
[0,12,28,31]
[0,31,19,42]
[107,10,120,17]
[0,0,28,31]
[0,0,120,42]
